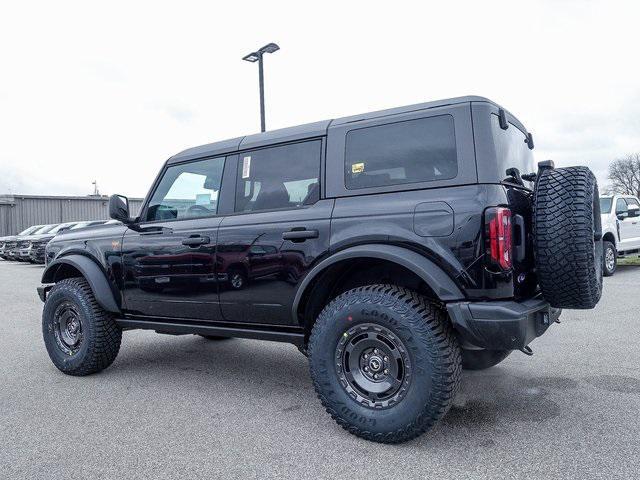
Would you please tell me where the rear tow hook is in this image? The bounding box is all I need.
[519,345,534,356]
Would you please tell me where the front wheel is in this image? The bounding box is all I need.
[603,241,617,276]
[42,277,122,376]
[308,285,461,444]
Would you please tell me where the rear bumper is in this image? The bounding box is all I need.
[446,297,561,350]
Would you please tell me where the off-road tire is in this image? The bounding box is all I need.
[461,349,511,370]
[308,284,461,444]
[603,240,617,277]
[42,277,122,376]
[533,166,603,309]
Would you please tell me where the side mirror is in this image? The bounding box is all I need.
[109,194,132,224]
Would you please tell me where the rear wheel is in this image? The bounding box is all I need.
[308,284,461,444]
[461,349,511,370]
[42,278,122,376]
[603,241,617,276]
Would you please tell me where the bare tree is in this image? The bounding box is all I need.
[608,153,640,198]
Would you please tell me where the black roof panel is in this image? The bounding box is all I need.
[167,96,504,164]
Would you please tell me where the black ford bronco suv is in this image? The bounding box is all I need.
[38,96,603,443]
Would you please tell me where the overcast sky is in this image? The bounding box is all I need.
[1,0,638,198]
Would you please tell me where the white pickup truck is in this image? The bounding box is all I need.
[600,194,640,275]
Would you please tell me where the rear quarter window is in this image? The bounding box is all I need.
[344,115,457,190]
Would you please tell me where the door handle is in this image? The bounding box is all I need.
[182,235,210,247]
[282,229,319,242]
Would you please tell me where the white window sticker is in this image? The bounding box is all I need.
[242,156,251,179]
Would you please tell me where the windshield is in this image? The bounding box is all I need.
[600,197,613,214]
[18,225,41,235]
[33,225,57,235]
[491,113,536,189]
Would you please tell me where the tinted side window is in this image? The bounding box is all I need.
[344,115,457,190]
[626,198,639,208]
[235,140,321,213]
[146,156,225,221]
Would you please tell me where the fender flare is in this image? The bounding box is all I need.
[292,244,465,319]
[41,254,121,314]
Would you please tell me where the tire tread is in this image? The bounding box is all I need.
[308,284,461,444]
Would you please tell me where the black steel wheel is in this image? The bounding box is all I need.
[337,323,411,409]
[52,301,84,356]
[309,284,461,444]
[42,277,121,376]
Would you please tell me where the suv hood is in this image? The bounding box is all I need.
[49,223,127,245]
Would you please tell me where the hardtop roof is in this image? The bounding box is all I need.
[167,95,505,165]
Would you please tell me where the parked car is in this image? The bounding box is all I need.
[6,224,58,261]
[23,222,86,263]
[0,225,44,259]
[38,96,603,443]
[42,220,119,265]
[600,194,640,276]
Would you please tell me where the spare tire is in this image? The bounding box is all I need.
[533,166,603,309]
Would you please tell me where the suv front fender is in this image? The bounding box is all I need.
[41,254,121,314]
[292,244,465,320]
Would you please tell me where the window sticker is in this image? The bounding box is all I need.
[351,162,365,174]
[242,156,251,179]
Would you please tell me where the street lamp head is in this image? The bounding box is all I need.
[258,43,280,54]
[242,52,260,63]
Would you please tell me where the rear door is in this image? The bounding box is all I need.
[217,139,332,326]
[121,156,225,320]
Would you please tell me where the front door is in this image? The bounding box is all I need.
[615,197,640,250]
[217,139,331,326]
[121,155,226,320]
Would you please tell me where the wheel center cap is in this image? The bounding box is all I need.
[368,356,383,372]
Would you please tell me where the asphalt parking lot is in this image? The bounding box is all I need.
[1,261,639,479]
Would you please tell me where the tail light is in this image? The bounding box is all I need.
[485,207,513,270]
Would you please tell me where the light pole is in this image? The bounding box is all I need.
[242,43,279,132]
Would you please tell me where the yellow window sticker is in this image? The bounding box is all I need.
[351,162,365,174]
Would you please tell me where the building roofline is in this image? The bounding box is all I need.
[0,194,144,202]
